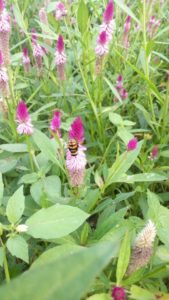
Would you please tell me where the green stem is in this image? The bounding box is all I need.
[26,136,34,172]
[0,239,10,283]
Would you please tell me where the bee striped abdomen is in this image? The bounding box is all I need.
[68,139,78,156]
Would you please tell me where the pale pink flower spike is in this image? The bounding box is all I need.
[55,35,67,81]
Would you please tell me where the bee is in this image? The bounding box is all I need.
[68,139,79,156]
[134,132,152,141]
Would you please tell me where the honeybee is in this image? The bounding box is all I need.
[134,132,152,141]
[68,139,79,156]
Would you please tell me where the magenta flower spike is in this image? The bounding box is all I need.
[23,47,30,73]
[50,110,61,137]
[69,117,85,143]
[103,1,114,23]
[111,287,126,300]
[95,31,109,57]
[0,0,11,66]
[55,1,67,21]
[147,16,161,39]
[55,35,67,80]
[127,138,138,151]
[16,100,34,135]
[149,145,158,160]
[121,88,128,100]
[116,74,123,91]
[32,29,44,74]
[124,15,131,33]
[122,15,132,48]
[0,49,9,96]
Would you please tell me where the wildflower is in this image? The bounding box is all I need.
[66,117,86,187]
[16,224,28,233]
[121,88,128,100]
[0,0,11,66]
[111,286,126,300]
[127,220,156,275]
[114,74,128,101]
[16,100,34,135]
[69,116,84,143]
[55,2,67,21]
[32,29,44,74]
[149,145,158,160]
[50,110,61,137]
[127,138,138,151]
[100,0,115,41]
[23,47,30,73]
[39,7,52,46]
[0,50,9,96]
[122,16,132,48]
[95,31,109,75]
[55,35,67,81]
[147,16,160,39]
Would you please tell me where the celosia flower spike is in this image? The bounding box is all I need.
[0,49,9,96]
[23,47,30,73]
[16,100,34,135]
[111,286,126,300]
[69,117,84,143]
[103,0,114,24]
[55,2,67,21]
[31,29,44,74]
[127,220,156,275]
[122,15,132,48]
[0,0,5,13]
[149,145,158,160]
[55,35,67,80]
[39,7,51,46]
[0,2,11,66]
[50,110,61,137]
[127,138,138,151]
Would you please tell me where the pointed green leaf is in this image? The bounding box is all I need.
[6,186,25,224]
[6,236,29,263]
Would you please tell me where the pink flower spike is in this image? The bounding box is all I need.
[0,0,5,13]
[16,100,34,135]
[50,110,61,137]
[23,47,30,72]
[99,31,108,45]
[31,28,37,43]
[69,117,84,143]
[121,88,128,100]
[103,0,114,24]
[124,15,132,33]
[55,1,67,20]
[127,138,138,151]
[95,31,109,57]
[57,35,64,53]
[116,74,123,90]
[111,286,126,300]
[149,145,158,160]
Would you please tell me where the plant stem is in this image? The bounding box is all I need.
[0,238,10,283]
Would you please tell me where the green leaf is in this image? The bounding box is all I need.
[114,173,167,183]
[130,285,155,300]
[0,144,28,153]
[77,0,89,34]
[0,247,4,267]
[116,231,131,285]
[32,129,65,173]
[13,4,27,33]
[104,141,143,188]
[87,294,111,300]
[104,77,122,103]
[6,186,25,224]
[0,158,17,174]
[6,236,29,263]
[113,0,140,23]
[109,113,123,126]
[26,204,89,239]
[0,173,4,206]
[19,173,39,184]
[31,244,83,269]
[0,240,120,300]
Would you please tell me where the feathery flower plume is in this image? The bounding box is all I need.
[0,50,9,96]
[16,100,34,135]
[114,75,128,101]
[66,117,86,187]
[32,29,44,74]
[95,31,109,75]
[127,138,138,151]
[127,220,156,275]
[55,35,67,81]
[149,145,158,161]
[16,224,28,233]
[122,16,132,48]
[100,0,115,41]
[55,2,67,21]
[69,116,84,143]
[23,47,30,73]
[0,0,11,66]
[147,16,160,39]
[39,7,52,46]
[111,287,126,300]
[50,110,61,137]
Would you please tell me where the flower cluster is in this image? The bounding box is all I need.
[115,75,128,101]
[147,16,160,39]
[127,138,138,151]
[23,47,30,73]
[31,29,45,74]
[0,0,11,66]
[0,50,9,97]
[127,220,156,275]
[50,110,61,137]
[16,100,34,135]
[66,117,86,187]
[111,287,126,300]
